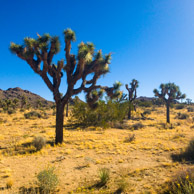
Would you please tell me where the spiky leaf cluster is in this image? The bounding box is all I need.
[64,28,76,42]
[86,81,122,109]
[78,42,94,61]
[10,33,60,60]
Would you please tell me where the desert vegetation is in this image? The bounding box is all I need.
[0,7,193,193]
[0,93,193,193]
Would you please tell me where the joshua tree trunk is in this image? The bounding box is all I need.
[128,102,132,119]
[166,103,170,123]
[55,102,65,144]
[66,101,69,117]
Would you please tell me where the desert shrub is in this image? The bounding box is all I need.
[0,99,19,113]
[176,112,189,120]
[20,108,25,112]
[42,111,49,119]
[172,133,185,140]
[130,122,144,130]
[143,110,151,115]
[6,179,13,189]
[33,136,46,151]
[116,178,128,193]
[70,100,128,128]
[136,101,152,107]
[7,109,16,115]
[24,111,42,119]
[37,167,59,193]
[152,98,164,106]
[171,138,194,162]
[0,118,4,124]
[175,104,185,110]
[158,122,175,130]
[161,168,194,194]
[187,107,194,112]
[98,168,110,186]
[111,121,130,129]
[124,134,135,143]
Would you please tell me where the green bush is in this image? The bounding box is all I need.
[69,100,128,128]
[37,167,59,193]
[175,104,185,110]
[24,111,42,119]
[143,110,151,115]
[161,168,194,194]
[33,136,46,151]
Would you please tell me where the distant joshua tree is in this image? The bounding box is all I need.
[10,29,120,144]
[153,83,186,123]
[186,98,192,105]
[125,79,139,119]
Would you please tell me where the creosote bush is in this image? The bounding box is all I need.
[33,136,46,151]
[37,167,59,193]
[24,111,42,119]
[175,104,185,110]
[70,99,128,128]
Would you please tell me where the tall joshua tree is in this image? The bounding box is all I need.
[125,79,139,119]
[153,83,186,123]
[10,29,120,144]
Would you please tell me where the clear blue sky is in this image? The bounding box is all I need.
[0,0,194,101]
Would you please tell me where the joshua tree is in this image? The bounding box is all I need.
[186,98,192,105]
[10,29,120,144]
[153,83,186,123]
[125,79,139,119]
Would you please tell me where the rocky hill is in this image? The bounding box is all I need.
[136,96,155,101]
[0,87,54,108]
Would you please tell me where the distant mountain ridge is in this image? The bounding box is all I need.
[136,96,155,101]
[0,87,54,108]
[0,87,158,109]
